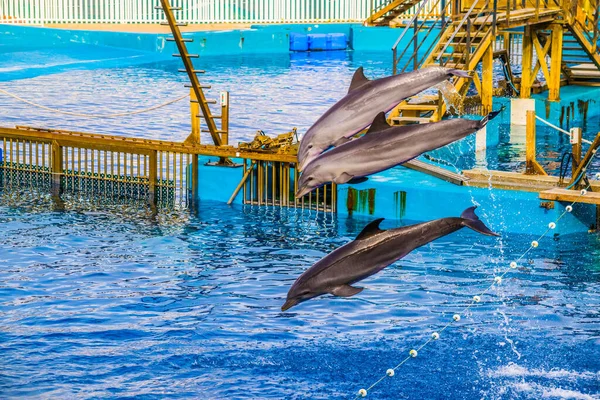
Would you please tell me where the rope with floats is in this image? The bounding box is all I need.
[0,87,188,119]
[353,165,599,399]
[535,114,593,145]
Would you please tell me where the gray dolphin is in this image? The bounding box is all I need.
[281,207,498,311]
[297,66,471,171]
[295,109,501,198]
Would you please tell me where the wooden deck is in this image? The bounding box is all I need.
[540,188,600,205]
[1,126,297,163]
[463,169,600,192]
[471,8,561,27]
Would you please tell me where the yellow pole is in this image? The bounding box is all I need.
[148,150,157,207]
[548,23,563,102]
[51,140,62,196]
[481,44,494,115]
[521,26,533,99]
[190,88,200,144]
[525,110,536,174]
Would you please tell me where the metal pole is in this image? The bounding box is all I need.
[413,15,418,70]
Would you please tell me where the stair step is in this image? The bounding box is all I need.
[443,63,466,68]
[391,116,434,124]
[569,64,599,70]
[453,31,489,38]
[398,104,439,111]
[439,52,467,59]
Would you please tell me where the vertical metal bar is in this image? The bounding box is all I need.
[413,16,418,70]
[243,158,247,203]
[51,140,62,196]
[272,162,276,207]
[149,150,157,206]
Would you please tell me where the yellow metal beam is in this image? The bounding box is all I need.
[160,0,222,146]
[548,23,563,101]
[521,26,534,98]
[481,44,493,115]
[531,32,552,87]
[525,110,547,175]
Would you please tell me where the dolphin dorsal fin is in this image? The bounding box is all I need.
[365,112,390,134]
[355,218,385,240]
[348,67,370,93]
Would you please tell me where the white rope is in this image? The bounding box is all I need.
[535,115,593,145]
[353,157,599,399]
[0,87,189,119]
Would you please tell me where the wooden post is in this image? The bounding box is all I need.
[51,140,62,196]
[571,127,582,177]
[525,110,536,174]
[520,26,533,99]
[481,44,494,115]
[189,88,200,144]
[191,153,199,207]
[148,150,157,207]
[220,91,229,146]
[548,23,563,102]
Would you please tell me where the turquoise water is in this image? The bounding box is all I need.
[1,42,600,399]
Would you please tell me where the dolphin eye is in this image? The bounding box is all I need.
[308,144,313,149]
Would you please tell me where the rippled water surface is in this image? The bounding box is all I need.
[1,196,600,399]
[1,43,600,399]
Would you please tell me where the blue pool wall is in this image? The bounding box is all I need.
[196,155,595,236]
[0,23,440,56]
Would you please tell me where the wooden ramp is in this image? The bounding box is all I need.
[404,160,469,186]
[539,188,600,205]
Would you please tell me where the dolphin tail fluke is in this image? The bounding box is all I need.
[479,105,506,128]
[449,69,472,79]
[460,206,500,237]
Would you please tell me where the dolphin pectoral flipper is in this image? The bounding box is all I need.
[460,206,500,237]
[348,67,370,93]
[334,172,354,184]
[332,136,351,147]
[330,284,364,297]
[348,177,369,185]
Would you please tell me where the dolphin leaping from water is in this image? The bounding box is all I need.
[281,207,498,311]
[295,109,502,198]
[297,66,472,171]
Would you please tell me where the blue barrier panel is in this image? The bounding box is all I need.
[308,34,328,51]
[327,33,347,50]
[289,33,309,51]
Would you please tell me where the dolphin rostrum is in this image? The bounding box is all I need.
[297,66,471,171]
[295,109,502,198]
[281,207,498,311]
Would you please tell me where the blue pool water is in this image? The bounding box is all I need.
[1,37,600,399]
[1,45,599,176]
[1,199,599,399]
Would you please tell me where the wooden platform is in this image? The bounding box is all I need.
[463,169,600,192]
[404,159,469,186]
[539,188,600,205]
[472,8,561,27]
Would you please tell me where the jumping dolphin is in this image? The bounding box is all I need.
[295,109,502,198]
[281,207,498,311]
[297,66,471,171]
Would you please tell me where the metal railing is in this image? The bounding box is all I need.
[241,160,337,213]
[2,0,393,24]
[392,0,452,74]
